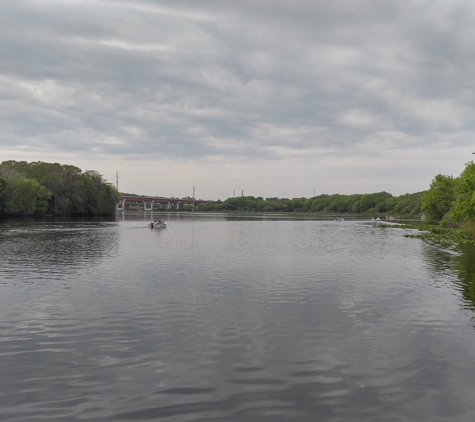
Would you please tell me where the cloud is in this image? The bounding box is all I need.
[1,0,475,196]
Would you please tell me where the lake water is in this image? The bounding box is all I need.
[1,213,475,421]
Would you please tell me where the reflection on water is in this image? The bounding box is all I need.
[452,244,475,311]
[1,214,475,421]
[0,222,119,284]
[423,241,475,312]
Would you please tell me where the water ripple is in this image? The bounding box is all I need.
[1,217,475,421]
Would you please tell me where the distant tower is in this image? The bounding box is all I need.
[116,171,119,191]
[241,190,243,197]
[192,186,195,212]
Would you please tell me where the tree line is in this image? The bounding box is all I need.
[0,160,120,216]
[194,191,424,216]
[5,158,474,223]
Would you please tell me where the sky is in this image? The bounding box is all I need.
[1,0,474,200]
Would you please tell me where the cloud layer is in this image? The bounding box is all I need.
[1,0,474,197]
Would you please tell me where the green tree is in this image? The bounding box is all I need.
[452,162,475,223]
[0,176,7,213]
[4,175,51,215]
[0,160,119,216]
[421,174,456,223]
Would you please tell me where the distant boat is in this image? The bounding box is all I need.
[149,221,167,228]
[335,216,345,221]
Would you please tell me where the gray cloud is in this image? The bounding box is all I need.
[1,0,474,195]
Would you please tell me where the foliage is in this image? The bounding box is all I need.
[3,175,51,215]
[452,162,475,223]
[421,174,456,223]
[378,161,475,244]
[0,160,120,216]
[0,176,7,213]
[418,161,475,236]
[197,191,424,216]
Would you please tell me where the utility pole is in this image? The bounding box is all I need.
[233,190,235,198]
[314,189,315,197]
[116,171,119,191]
[241,190,243,197]
[192,185,195,212]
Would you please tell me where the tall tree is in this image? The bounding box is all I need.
[421,174,456,223]
[452,162,475,223]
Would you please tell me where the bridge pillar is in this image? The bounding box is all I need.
[167,202,172,210]
[144,200,154,211]
[176,201,180,210]
[116,200,126,211]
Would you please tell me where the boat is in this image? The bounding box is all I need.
[149,220,167,228]
[371,217,381,226]
[335,216,345,221]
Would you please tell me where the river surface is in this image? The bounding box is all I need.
[1,213,475,421]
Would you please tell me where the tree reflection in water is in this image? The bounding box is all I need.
[0,222,120,285]
[452,243,475,311]
[423,241,475,312]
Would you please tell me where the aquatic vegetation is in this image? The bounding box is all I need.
[379,223,475,244]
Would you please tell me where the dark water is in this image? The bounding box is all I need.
[2,213,475,421]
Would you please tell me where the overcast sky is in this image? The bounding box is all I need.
[1,0,474,199]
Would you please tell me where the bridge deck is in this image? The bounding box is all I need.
[121,196,209,205]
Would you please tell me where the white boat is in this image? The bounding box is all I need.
[149,221,167,228]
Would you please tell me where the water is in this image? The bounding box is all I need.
[1,214,475,421]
